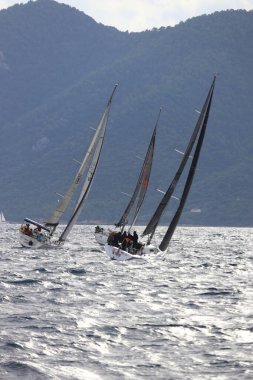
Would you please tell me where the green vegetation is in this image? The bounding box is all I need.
[0,1,252,226]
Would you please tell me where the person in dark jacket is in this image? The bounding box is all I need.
[133,231,138,248]
[114,231,122,247]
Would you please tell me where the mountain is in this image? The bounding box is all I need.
[0,0,252,227]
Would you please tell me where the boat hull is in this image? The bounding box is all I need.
[19,231,51,248]
[94,232,109,245]
[104,243,159,261]
[142,245,158,255]
[104,244,143,261]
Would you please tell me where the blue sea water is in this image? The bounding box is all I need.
[0,224,252,380]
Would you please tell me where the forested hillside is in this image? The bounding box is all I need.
[0,0,252,226]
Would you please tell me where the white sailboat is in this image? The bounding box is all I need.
[94,110,161,245]
[0,211,6,223]
[106,76,216,260]
[94,109,161,246]
[100,109,161,260]
[19,85,117,248]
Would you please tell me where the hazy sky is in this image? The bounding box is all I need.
[0,0,252,31]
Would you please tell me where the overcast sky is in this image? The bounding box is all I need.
[0,0,252,31]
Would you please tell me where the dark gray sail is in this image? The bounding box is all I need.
[115,109,161,230]
[159,76,216,251]
[143,76,216,242]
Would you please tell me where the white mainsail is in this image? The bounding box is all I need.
[0,212,6,223]
[45,85,117,233]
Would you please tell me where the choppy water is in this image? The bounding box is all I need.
[0,224,252,380]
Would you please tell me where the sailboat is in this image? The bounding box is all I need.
[95,109,161,247]
[19,85,117,248]
[106,75,216,260]
[0,211,6,223]
[101,109,161,260]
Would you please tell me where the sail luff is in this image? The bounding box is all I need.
[159,77,216,251]
[142,77,216,239]
[115,109,160,229]
[45,85,117,230]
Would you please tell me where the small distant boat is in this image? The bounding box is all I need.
[106,76,217,260]
[0,211,6,223]
[19,85,117,248]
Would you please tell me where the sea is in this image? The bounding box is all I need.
[0,224,252,380]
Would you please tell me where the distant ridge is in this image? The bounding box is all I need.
[0,1,252,226]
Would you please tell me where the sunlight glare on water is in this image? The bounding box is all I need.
[0,224,252,379]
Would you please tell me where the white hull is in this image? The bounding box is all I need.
[104,244,142,261]
[19,230,51,248]
[94,232,109,245]
[104,243,159,261]
[142,245,158,255]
